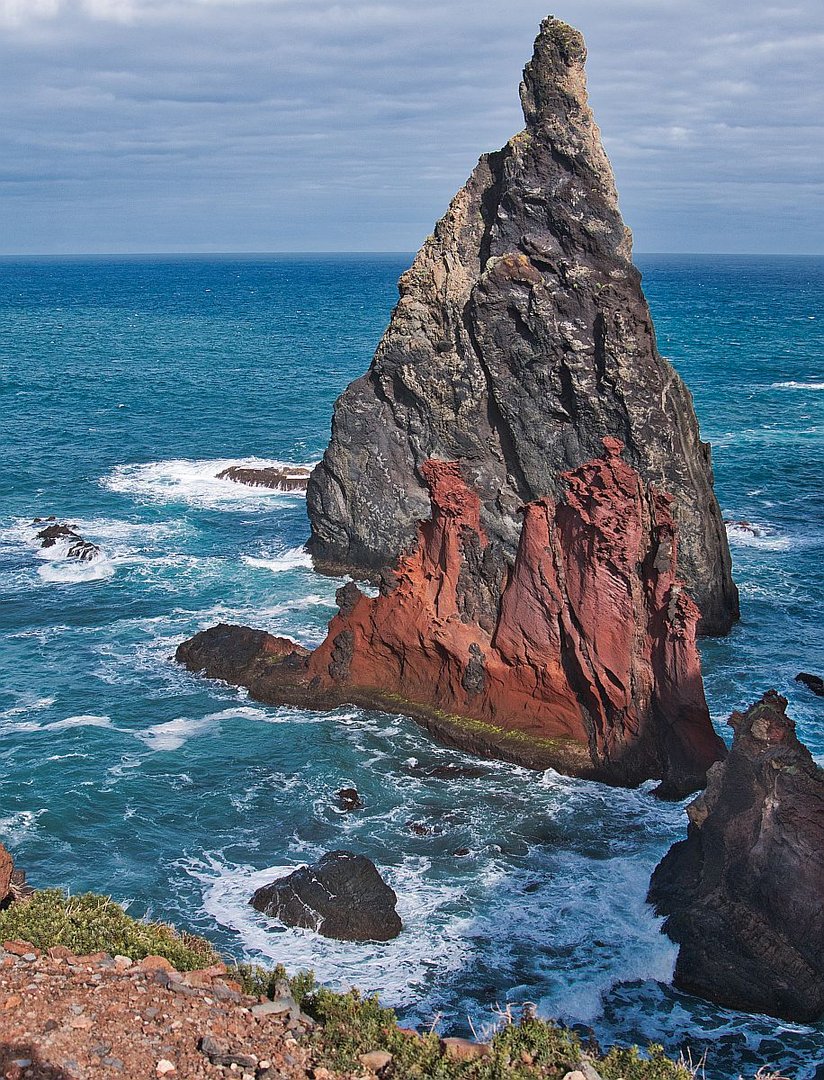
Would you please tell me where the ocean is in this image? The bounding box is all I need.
[0,253,822,1077]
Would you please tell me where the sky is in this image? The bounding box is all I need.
[1,0,822,255]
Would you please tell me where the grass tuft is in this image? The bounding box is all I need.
[0,889,219,971]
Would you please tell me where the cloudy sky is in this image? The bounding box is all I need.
[1,0,822,255]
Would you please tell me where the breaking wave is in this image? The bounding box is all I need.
[101,457,316,510]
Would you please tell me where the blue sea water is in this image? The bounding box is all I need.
[0,253,822,1078]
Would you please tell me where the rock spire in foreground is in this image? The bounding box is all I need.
[648,691,824,1022]
[306,16,738,636]
[178,442,726,795]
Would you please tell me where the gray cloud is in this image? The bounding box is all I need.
[0,0,822,253]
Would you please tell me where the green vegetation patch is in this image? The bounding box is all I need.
[273,979,691,1080]
[0,889,220,971]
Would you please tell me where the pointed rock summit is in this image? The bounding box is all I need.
[307,16,738,635]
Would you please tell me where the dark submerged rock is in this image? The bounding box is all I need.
[307,16,738,636]
[250,851,401,942]
[217,465,309,491]
[648,690,824,1022]
[796,672,824,697]
[35,523,101,563]
[337,787,362,811]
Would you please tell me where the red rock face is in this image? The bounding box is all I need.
[0,843,15,908]
[178,439,724,792]
[306,438,724,794]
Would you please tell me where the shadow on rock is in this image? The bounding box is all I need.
[0,1045,71,1079]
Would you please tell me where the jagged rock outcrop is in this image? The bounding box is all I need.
[217,466,310,492]
[178,441,725,795]
[648,691,824,1022]
[35,523,100,563]
[0,844,14,908]
[0,843,31,910]
[250,851,402,942]
[306,17,737,636]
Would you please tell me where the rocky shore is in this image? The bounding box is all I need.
[0,845,691,1080]
[0,947,319,1080]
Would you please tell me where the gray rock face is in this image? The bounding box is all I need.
[307,17,738,635]
[648,691,824,1022]
[249,851,402,942]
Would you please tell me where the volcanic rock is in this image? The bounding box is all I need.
[306,17,737,636]
[217,465,310,492]
[35,523,101,563]
[0,844,14,908]
[648,690,824,1022]
[249,851,402,942]
[336,787,362,811]
[0,845,30,911]
[177,623,309,686]
[178,441,725,795]
[796,671,824,697]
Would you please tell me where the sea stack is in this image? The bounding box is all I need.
[306,16,738,635]
[178,441,726,795]
[648,691,824,1022]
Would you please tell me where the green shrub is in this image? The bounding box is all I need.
[0,889,219,971]
[234,960,317,1005]
[599,1044,692,1080]
[296,987,689,1080]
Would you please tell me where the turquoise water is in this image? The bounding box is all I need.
[1,254,822,1077]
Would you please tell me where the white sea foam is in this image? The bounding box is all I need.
[135,715,219,752]
[242,547,312,573]
[724,521,791,551]
[45,714,113,732]
[82,517,186,541]
[37,556,115,584]
[0,711,114,737]
[203,706,271,723]
[184,852,470,1004]
[134,706,271,752]
[259,593,334,616]
[486,855,677,1026]
[0,697,56,722]
[772,381,824,390]
[101,457,316,510]
[0,809,46,844]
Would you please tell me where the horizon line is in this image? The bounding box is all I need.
[1,249,822,260]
